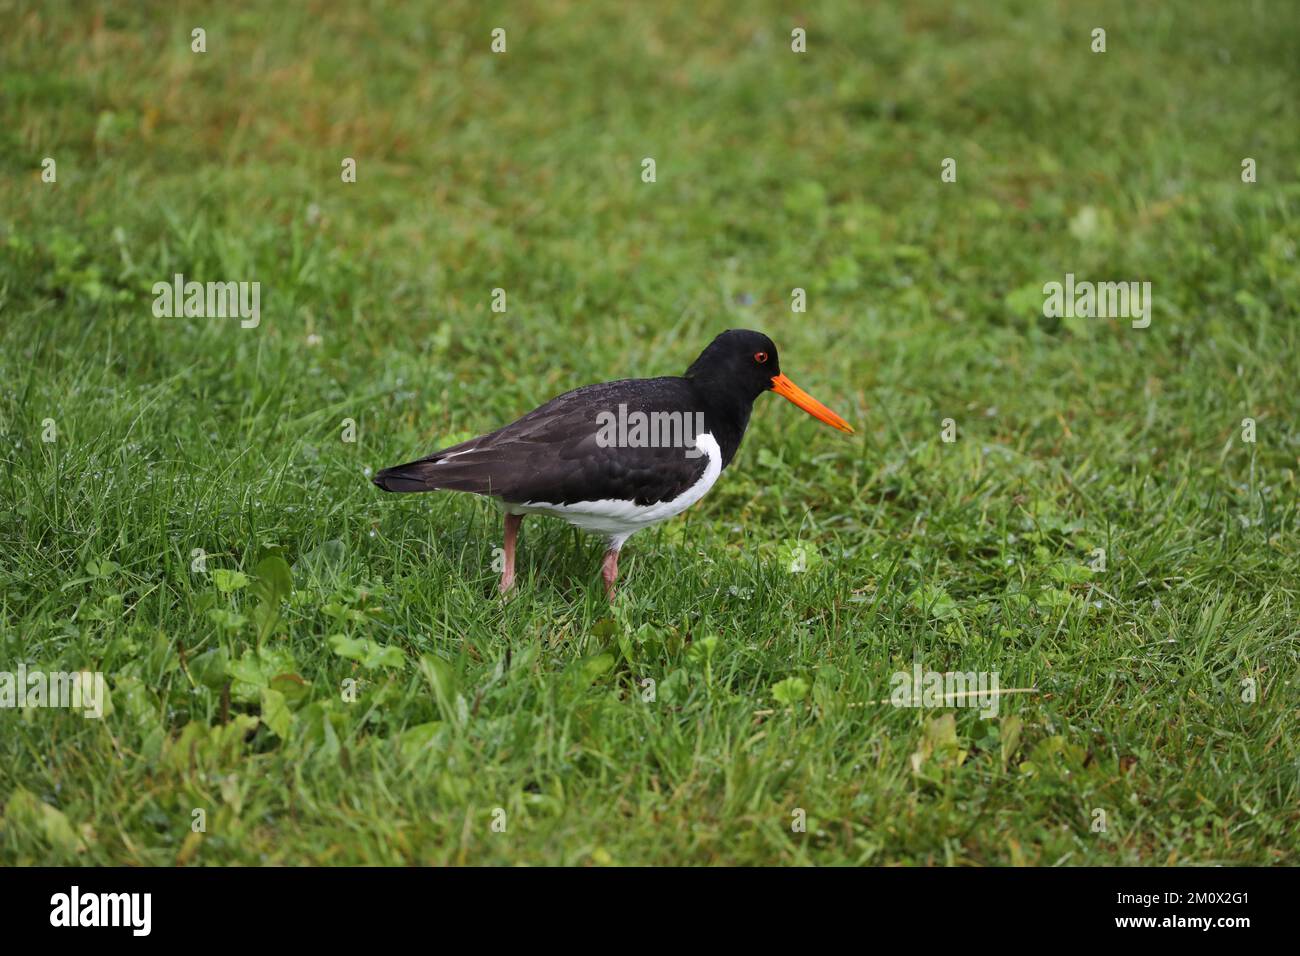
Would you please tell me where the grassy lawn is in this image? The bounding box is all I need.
[1,0,1297,865]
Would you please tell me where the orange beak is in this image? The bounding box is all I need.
[770,374,855,434]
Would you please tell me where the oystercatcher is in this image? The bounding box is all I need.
[373,329,853,599]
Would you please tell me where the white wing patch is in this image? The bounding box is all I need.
[507,433,723,550]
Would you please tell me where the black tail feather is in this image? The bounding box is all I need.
[371,468,431,493]
[372,456,497,495]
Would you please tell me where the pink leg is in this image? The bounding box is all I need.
[601,547,620,602]
[499,513,521,595]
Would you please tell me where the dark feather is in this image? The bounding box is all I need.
[373,378,731,506]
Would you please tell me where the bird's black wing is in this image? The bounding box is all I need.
[373,377,712,506]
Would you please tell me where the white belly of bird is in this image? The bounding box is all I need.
[507,432,723,550]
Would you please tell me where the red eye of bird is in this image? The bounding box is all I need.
[754,351,768,364]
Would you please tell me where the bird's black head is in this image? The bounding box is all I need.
[685,328,854,434]
[684,329,781,401]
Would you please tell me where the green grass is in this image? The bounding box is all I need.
[1,0,1298,865]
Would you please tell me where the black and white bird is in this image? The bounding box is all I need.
[372,329,853,599]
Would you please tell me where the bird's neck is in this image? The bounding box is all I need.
[688,380,754,468]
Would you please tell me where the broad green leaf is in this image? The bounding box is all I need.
[229,647,297,702]
[419,655,458,706]
[328,634,405,670]
[293,539,346,579]
[251,555,294,640]
[260,687,293,738]
[399,721,446,760]
[206,607,247,631]
[213,569,249,593]
[328,633,367,661]
[687,635,720,665]
[1050,562,1093,585]
[909,584,958,620]
[269,672,311,703]
[252,555,293,604]
[575,651,614,684]
[658,669,689,705]
[772,676,810,705]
